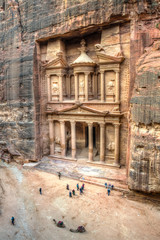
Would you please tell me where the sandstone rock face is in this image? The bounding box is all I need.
[129,39,160,193]
[0,0,160,192]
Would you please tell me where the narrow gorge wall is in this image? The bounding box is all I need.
[129,32,160,193]
[0,0,160,192]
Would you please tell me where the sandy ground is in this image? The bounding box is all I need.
[0,162,160,240]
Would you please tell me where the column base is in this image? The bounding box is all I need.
[49,154,77,162]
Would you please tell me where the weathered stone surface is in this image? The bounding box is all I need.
[129,39,160,193]
[0,0,160,192]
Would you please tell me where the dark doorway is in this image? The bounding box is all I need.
[85,126,88,147]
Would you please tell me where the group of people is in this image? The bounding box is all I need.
[105,183,114,196]
[66,183,85,197]
[10,171,115,228]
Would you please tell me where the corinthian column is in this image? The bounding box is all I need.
[75,73,78,101]
[114,123,120,165]
[71,121,76,159]
[85,73,89,102]
[100,123,105,162]
[88,122,93,161]
[47,75,51,101]
[115,70,120,103]
[100,71,105,102]
[60,120,66,156]
[59,74,63,102]
[48,119,54,155]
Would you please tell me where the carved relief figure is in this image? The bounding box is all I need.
[79,77,85,95]
[55,136,61,145]
[88,74,93,95]
[70,75,75,96]
[63,76,66,95]
[107,79,115,95]
[107,142,115,151]
[54,136,61,154]
[52,82,59,94]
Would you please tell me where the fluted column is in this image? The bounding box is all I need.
[60,120,66,156]
[48,119,54,155]
[88,122,93,161]
[47,75,51,101]
[71,121,76,159]
[114,123,120,165]
[59,74,63,102]
[75,73,78,101]
[115,70,120,102]
[94,73,98,99]
[85,73,89,101]
[100,71,105,102]
[100,123,105,162]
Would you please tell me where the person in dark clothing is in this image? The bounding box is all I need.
[66,184,69,190]
[69,191,72,197]
[58,172,61,180]
[11,216,15,225]
[82,183,85,190]
[80,187,83,194]
[77,183,79,190]
[107,188,111,196]
[105,183,107,188]
[72,189,75,195]
[111,184,114,190]
[39,188,42,195]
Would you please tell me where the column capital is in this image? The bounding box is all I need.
[48,115,53,121]
[114,69,120,73]
[48,118,53,122]
[114,123,121,127]
[57,73,64,77]
[100,70,104,74]
[70,120,76,124]
[100,122,105,127]
[60,120,65,124]
[46,74,50,78]
[84,72,90,76]
[88,122,93,127]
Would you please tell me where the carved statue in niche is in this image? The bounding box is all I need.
[62,76,66,95]
[71,75,75,96]
[107,142,115,151]
[54,136,61,154]
[88,74,93,95]
[79,78,85,94]
[107,79,115,95]
[52,82,59,94]
[54,137,60,144]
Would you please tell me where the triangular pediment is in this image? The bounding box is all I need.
[97,52,124,64]
[58,104,106,116]
[44,57,68,69]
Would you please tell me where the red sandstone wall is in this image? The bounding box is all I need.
[128,21,160,193]
[0,0,160,191]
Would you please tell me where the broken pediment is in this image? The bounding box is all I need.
[44,52,68,69]
[96,52,124,64]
